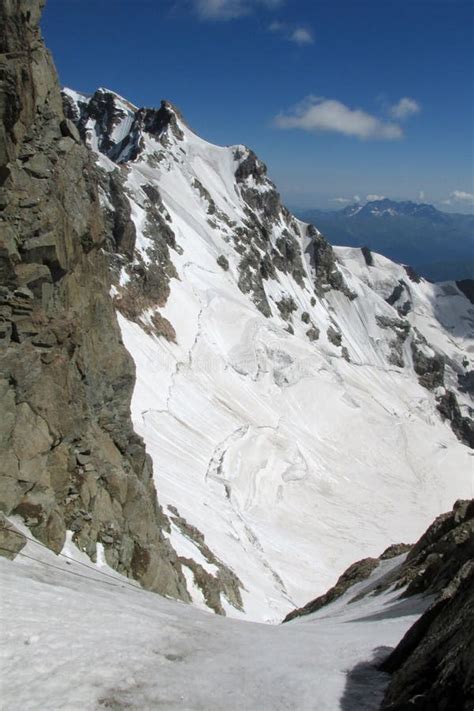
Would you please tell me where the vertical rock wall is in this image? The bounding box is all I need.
[0,0,188,600]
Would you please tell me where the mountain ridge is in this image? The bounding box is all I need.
[58,84,473,620]
[297,198,474,282]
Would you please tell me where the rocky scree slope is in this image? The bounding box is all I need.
[284,499,474,711]
[61,83,473,620]
[0,0,189,600]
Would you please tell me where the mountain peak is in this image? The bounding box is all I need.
[341,197,447,222]
[62,87,188,164]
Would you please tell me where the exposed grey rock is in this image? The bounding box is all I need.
[284,500,474,710]
[410,340,445,390]
[0,513,26,560]
[305,224,356,299]
[168,505,243,616]
[436,390,474,448]
[276,295,297,321]
[380,499,474,711]
[0,0,188,600]
[283,557,380,622]
[216,254,229,271]
[327,325,342,347]
[306,326,320,342]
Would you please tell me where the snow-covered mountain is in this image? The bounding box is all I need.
[342,198,449,220]
[59,87,474,622]
[297,199,474,282]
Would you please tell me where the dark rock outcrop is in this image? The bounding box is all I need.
[456,279,474,304]
[283,556,379,622]
[283,500,474,709]
[306,224,355,299]
[380,499,474,711]
[0,0,188,600]
[361,245,373,266]
[436,390,474,449]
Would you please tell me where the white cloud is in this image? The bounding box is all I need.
[274,96,403,140]
[330,197,352,204]
[330,195,361,204]
[194,0,282,20]
[389,97,421,120]
[366,194,385,202]
[268,19,285,31]
[290,27,314,44]
[419,190,425,201]
[449,190,474,204]
[268,21,314,45]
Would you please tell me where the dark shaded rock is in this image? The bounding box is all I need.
[103,169,137,259]
[403,264,421,283]
[436,390,474,448]
[361,246,373,266]
[386,280,406,306]
[410,341,445,390]
[327,325,342,347]
[458,369,474,395]
[341,346,350,362]
[306,326,320,341]
[380,500,474,711]
[456,279,474,304]
[234,149,266,184]
[379,543,412,560]
[276,295,297,321]
[306,224,355,299]
[217,254,229,271]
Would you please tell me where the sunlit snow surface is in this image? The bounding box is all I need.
[63,89,474,622]
[0,533,426,711]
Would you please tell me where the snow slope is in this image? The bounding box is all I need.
[63,88,474,622]
[0,529,427,711]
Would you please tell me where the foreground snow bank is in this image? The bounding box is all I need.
[1,534,427,711]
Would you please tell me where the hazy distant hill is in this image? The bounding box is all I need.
[297,198,474,281]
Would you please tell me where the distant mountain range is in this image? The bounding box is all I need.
[296,198,474,282]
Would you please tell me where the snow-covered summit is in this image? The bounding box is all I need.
[343,197,449,222]
[62,87,474,622]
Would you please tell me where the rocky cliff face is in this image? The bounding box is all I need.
[0,0,188,599]
[380,499,474,711]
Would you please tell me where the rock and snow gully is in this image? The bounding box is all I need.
[0,2,473,709]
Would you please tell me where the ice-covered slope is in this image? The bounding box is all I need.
[63,88,474,622]
[0,527,426,711]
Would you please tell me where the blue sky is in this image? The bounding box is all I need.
[42,0,473,211]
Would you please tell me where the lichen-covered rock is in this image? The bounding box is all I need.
[0,0,188,600]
